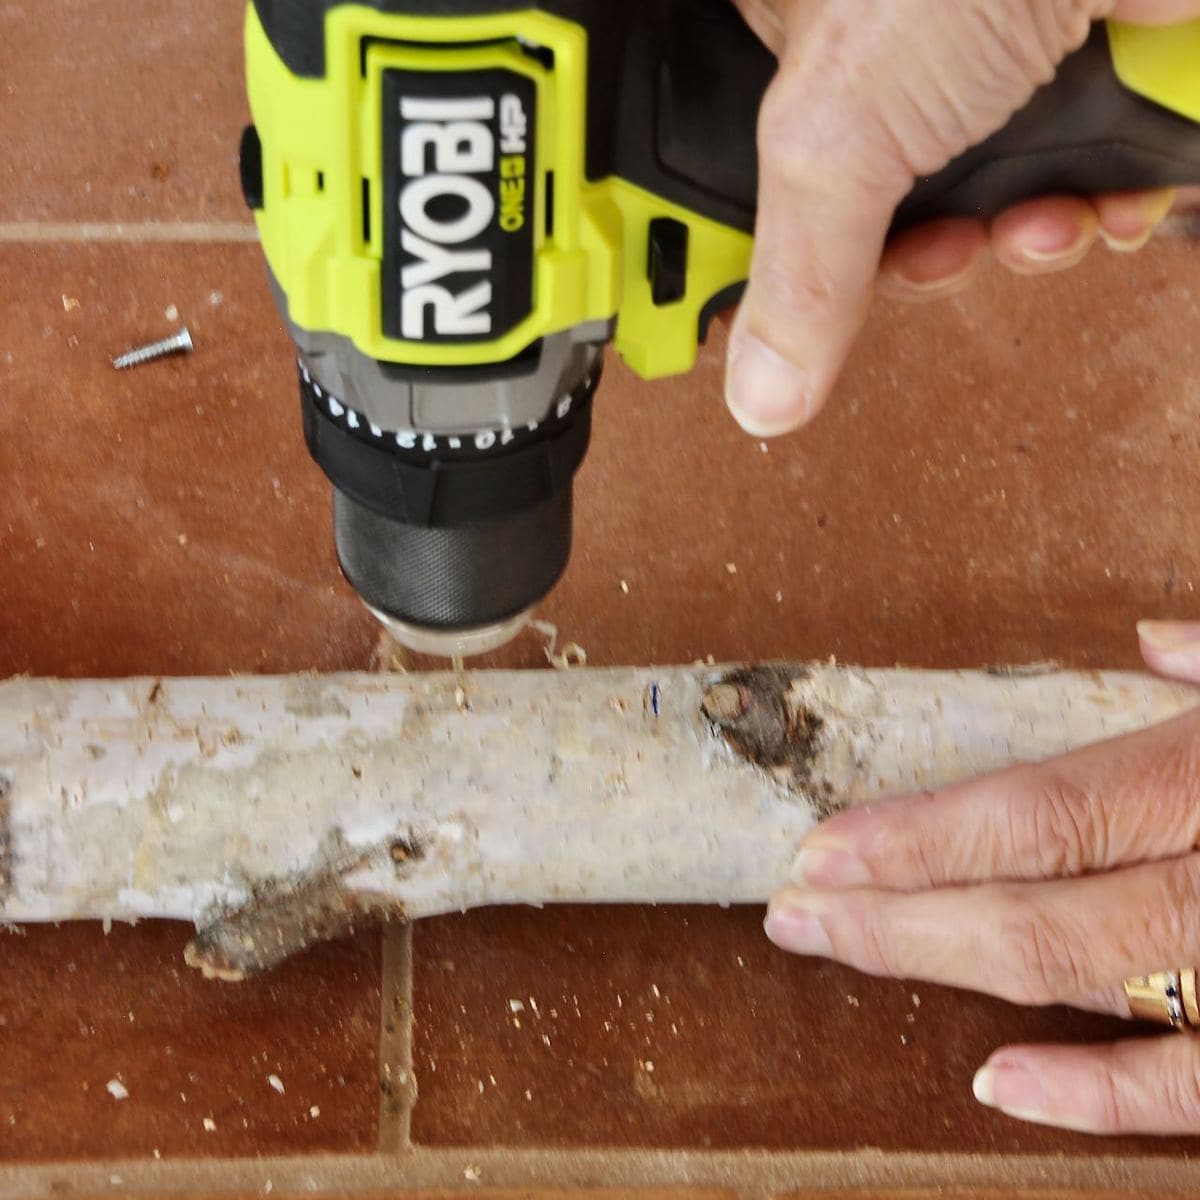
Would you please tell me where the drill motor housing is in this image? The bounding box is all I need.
[241,2,1200,653]
[242,0,771,652]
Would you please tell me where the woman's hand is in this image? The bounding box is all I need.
[726,0,1200,438]
[765,620,1200,1135]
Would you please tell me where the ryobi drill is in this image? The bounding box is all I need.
[239,3,1200,658]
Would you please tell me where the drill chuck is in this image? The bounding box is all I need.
[298,351,597,645]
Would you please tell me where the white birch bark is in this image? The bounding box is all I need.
[1,664,1193,977]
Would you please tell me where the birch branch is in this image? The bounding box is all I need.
[1,664,1194,979]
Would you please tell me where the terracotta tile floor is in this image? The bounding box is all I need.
[4,1,1200,1196]
[411,906,1192,1156]
[0,0,248,223]
[0,923,380,1160]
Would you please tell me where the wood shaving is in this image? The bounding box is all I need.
[725,563,738,575]
[105,1079,128,1101]
[530,620,587,670]
[309,1105,320,1118]
[202,1117,216,1132]
[267,1074,284,1094]
[463,1165,482,1183]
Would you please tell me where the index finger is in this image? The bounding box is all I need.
[791,708,1200,892]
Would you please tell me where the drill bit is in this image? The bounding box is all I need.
[452,654,468,710]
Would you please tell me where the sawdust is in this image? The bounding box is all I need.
[371,629,413,674]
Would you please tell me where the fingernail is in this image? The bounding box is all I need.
[1015,217,1094,265]
[1137,619,1200,653]
[725,331,811,438]
[764,892,835,957]
[1099,226,1155,254]
[791,847,871,888]
[881,261,977,300]
[973,1059,1046,1121]
[1100,189,1176,252]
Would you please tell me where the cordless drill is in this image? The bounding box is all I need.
[239,3,1200,658]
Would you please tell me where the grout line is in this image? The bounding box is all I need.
[5,1147,1200,1197]
[0,222,258,243]
[377,921,417,1153]
[0,217,1195,247]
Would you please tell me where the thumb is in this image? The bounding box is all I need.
[974,1035,1200,1135]
[725,60,906,437]
[1138,620,1200,683]
[725,0,1190,438]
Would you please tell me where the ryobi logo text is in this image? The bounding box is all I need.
[397,92,529,342]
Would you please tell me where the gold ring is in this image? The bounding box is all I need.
[1186,969,1200,1027]
[1124,970,1197,1028]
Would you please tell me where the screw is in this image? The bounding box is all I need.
[112,326,193,370]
